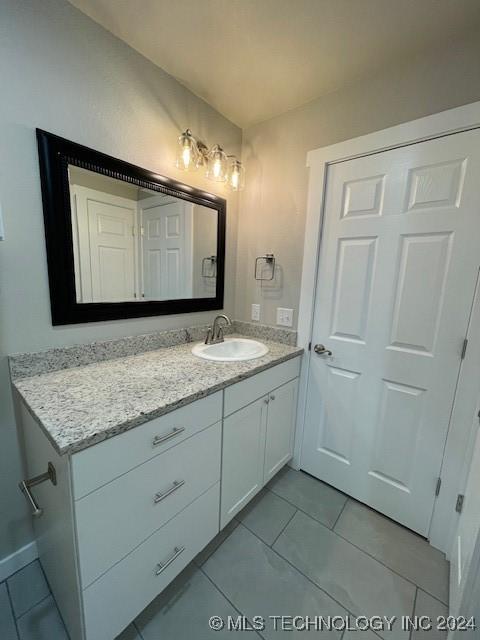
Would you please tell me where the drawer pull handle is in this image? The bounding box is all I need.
[152,426,185,447]
[154,479,185,504]
[155,546,185,575]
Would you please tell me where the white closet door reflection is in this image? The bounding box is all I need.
[68,165,218,303]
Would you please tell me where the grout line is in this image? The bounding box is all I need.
[199,564,265,639]
[331,527,446,604]
[332,498,349,531]
[193,519,239,568]
[414,588,448,609]
[270,509,298,547]
[266,485,344,530]
[409,588,419,640]
[4,580,21,640]
[266,487,447,605]
[235,521,358,620]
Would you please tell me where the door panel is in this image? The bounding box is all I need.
[389,232,453,354]
[330,237,376,343]
[318,366,360,466]
[302,129,480,535]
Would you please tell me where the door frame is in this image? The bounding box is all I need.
[293,100,480,554]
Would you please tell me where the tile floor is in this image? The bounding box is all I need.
[0,468,449,640]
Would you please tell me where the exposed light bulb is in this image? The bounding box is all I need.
[181,145,191,169]
[206,145,227,182]
[175,130,198,171]
[213,157,222,178]
[227,158,245,191]
[230,166,239,190]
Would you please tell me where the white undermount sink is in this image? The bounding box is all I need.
[192,337,269,362]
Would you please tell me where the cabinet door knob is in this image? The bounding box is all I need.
[270,394,275,401]
[264,397,270,404]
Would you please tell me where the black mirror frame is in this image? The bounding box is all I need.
[36,129,226,326]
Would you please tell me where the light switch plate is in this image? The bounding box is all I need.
[251,304,260,321]
[276,307,294,327]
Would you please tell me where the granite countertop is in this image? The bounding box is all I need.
[13,336,303,456]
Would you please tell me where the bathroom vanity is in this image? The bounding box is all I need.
[11,332,302,640]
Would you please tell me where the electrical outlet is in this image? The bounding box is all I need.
[251,304,260,321]
[276,307,294,327]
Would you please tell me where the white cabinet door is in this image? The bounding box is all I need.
[264,379,298,484]
[220,398,267,527]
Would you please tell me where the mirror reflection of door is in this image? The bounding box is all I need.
[68,166,218,303]
[140,196,193,301]
[71,185,138,303]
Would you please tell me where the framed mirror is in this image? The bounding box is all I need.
[36,130,226,325]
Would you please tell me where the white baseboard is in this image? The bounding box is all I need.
[0,540,38,582]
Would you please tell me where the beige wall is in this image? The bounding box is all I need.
[0,0,241,565]
[235,29,480,328]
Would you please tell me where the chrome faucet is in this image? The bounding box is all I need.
[205,314,232,345]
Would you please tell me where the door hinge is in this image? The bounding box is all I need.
[308,342,312,351]
[461,338,468,360]
[456,494,465,513]
[435,477,442,496]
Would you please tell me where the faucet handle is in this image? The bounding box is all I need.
[204,328,213,345]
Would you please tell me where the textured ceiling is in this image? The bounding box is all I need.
[69,0,480,127]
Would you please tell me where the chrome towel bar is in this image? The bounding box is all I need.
[19,462,57,518]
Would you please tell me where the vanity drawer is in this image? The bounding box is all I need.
[76,421,221,588]
[83,482,219,640]
[71,391,222,498]
[224,357,301,416]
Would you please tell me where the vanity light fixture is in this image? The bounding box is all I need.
[176,129,244,190]
[175,129,199,171]
[206,145,228,182]
[227,158,245,191]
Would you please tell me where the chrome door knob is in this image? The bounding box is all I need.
[314,344,332,356]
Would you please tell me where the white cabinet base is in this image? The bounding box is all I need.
[17,356,301,640]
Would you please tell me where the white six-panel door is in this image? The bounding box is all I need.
[71,186,137,302]
[140,197,193,300]
[301,129,480,535]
